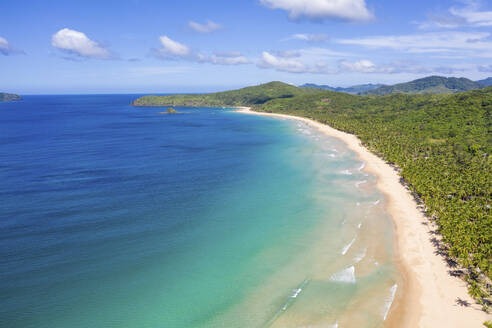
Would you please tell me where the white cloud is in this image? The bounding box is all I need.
[157,35,190,57]
[288,33,330,42]
[478,64,492,72]
[338,59,379,73]
[188,20,222,33]
[257,51,458,75]
[337,60,438,74]
[417,1,492,29]
[0,36,24,56]
[257,51,309,73]
[0,37,11,55]
[260,0,374,22]
[51,28,111,59]
[197,52,250,65]
[153,36,249,66]
[450,3,492,27]
[337,31,492,57]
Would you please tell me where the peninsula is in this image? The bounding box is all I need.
[0,92,21,102]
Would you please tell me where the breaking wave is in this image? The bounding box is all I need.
[330,266,356,283]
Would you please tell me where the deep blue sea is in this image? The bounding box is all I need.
[0,95,399,328]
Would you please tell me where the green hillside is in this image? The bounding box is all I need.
[363,76,483,95]
[478,78,492,87]
[0,92,21,102]
[132,81,322,107]
[300,83,384,94]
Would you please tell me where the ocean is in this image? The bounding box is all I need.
[0,95,399,328]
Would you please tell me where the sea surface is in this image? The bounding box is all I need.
[0,95,399,328]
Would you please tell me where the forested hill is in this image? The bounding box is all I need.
[0,93,21,102]
[362,76,483,95]
[133,83,491,306]
[478,77,492,87]
[132,81,322,107]
[299,83,384,94]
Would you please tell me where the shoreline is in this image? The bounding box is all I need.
[235,106,489,327]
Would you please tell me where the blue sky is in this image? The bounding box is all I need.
[1,0,492,94]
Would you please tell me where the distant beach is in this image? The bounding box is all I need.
[235,106,490,327]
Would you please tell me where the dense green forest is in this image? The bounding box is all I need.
[133,82,492,307]
[362,76,484,95]
[132,81,322,107]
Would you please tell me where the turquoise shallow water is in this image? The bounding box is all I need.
[0,96,398,328]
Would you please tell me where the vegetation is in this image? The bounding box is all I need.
[300,83,384,94]
[165,107,179,114]
[0,92,21,102]
[363,76,484,95]
[478,78,492,87]
[133,82,492,305]
[132,81,323,107]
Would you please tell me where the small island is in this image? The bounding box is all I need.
[158,107,179,114]
[0,92,22,102]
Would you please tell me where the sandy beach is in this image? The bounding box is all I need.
[235,106,490,327]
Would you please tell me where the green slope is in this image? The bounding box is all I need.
[478,77,492,87]
[363,76,484,95]
[132,81,323,107]
[300,83,385,94]
[0,92,21,102]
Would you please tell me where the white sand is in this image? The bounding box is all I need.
[235,106,490,327]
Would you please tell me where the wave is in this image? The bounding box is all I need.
[329,266,356,283]
[382,284,398,321]
[341,238,356,255]
[328,153,336,158]
[297,128,312,135]
[358,161,366,171]
[282,279,310,310]
[373,199,380,205]
[290,288,302,298]
[357,222,362,229]
[341,169,352,175]
[355,180,367,188]
[356,202,360,206]
[354,247,367,263]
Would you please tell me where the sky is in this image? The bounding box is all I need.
[1,0,492,94]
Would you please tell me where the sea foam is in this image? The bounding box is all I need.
[354,247,367,263]
[358,161,366,171]
[330,266,356,283]
[382,284,398,320]
[341,238,356,255]
[355,180,367,188]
